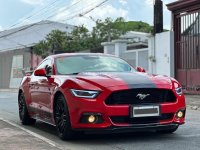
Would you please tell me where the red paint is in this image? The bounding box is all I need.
[136,66,146,73]
[34,68,46,76]
[19,53,186,131]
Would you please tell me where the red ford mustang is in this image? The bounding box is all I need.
[18,53,186,140]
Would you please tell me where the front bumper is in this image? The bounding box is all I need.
[75,123,180,134]
[63,89,186,130]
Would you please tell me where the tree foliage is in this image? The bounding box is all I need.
[70,25,90,51]
[33,40,49,58]
[33,17,153,58]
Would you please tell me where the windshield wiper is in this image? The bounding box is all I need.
[66,72,80,75]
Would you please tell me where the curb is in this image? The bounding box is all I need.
[0,89,18,93]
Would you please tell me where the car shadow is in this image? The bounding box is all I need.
[31,121,180,144]
[33,121,57,135]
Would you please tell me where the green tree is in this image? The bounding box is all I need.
[93,18,123,42]
[33,17,153,57]
[33,40,49,58]
[70,25,90,51]
[46,30,69,53]
[33,30,72,58]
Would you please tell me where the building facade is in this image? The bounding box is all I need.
[102,31,175,78]
[167,0,200,94]
[0,20,74,89]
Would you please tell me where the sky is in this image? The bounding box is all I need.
[0,0,177,31]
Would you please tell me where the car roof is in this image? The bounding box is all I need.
[47,53,117,59]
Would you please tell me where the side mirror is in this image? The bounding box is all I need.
[45,65,52,75]
[136,66,146,73]
[34,68,46,76]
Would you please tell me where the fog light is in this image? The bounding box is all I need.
[176,109,185,118]
[88,115,96,123]
[177,111,183,118]
[80,113,104,124]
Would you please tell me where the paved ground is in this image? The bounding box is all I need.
[185,95,200,110]
[0,120,58,150]
[0,90,200,150]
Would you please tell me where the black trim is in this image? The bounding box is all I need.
[105,89,176,105]
[116,73,156,89]
[111,113,173,125]
[74,123,180,134]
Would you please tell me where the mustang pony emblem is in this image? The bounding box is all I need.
[136,93,150,100]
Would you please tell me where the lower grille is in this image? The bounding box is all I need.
[110,113,174,124]
[105,88,176,105]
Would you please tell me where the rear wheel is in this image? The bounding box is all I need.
[157,126,179,134]
[54,95,77,140]
[18,93,36,125]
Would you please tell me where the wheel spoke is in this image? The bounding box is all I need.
[19,95,24,113]
[55,100,68,133]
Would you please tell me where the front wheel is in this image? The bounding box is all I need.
[18,93,36,125]
[54,95,78,140]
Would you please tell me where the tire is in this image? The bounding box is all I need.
[157,126,179,134]
[18,93,36,125]
[54,94,77,140]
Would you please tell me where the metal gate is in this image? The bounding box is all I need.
[174,10,200,94]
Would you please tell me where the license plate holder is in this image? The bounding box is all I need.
[130,105,160,118]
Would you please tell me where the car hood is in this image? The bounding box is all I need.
[75,72,172,89]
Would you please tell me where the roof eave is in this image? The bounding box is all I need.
[167,0,200,12]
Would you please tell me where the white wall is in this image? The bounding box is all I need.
[120,49,149,71]
[155,31,174,77]
[148,36,156,74]
[102,31,175,78]
[9,55,23,88]
[101,42,115,55]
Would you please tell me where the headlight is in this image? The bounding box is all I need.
[175,87,183,95]
[70,89,100,99]
[173,81,183,95]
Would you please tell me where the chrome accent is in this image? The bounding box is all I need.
[136,93,150,100]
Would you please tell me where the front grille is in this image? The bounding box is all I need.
[105,88,176,105]
[110,113,174,124]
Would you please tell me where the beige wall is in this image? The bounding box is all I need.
[0,48,31,89]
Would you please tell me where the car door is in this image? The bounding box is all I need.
[29,59,54,121]
[29,60,48,117]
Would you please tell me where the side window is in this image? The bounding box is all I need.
[36,59,53,76]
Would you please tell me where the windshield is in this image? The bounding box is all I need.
[55,55,135,75]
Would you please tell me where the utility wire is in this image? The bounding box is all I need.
[7,0,84,29]
[79,0,108,17]
[0,22,57,49]
[0,0,99,39]
[0,22,53,39]
[46,0,84,20]
[8,0,63,29]
[0,0,109,41]
[58,0,109,22]
[20,0,69,24]
[6,0,108,30]
[46,0,103,20]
